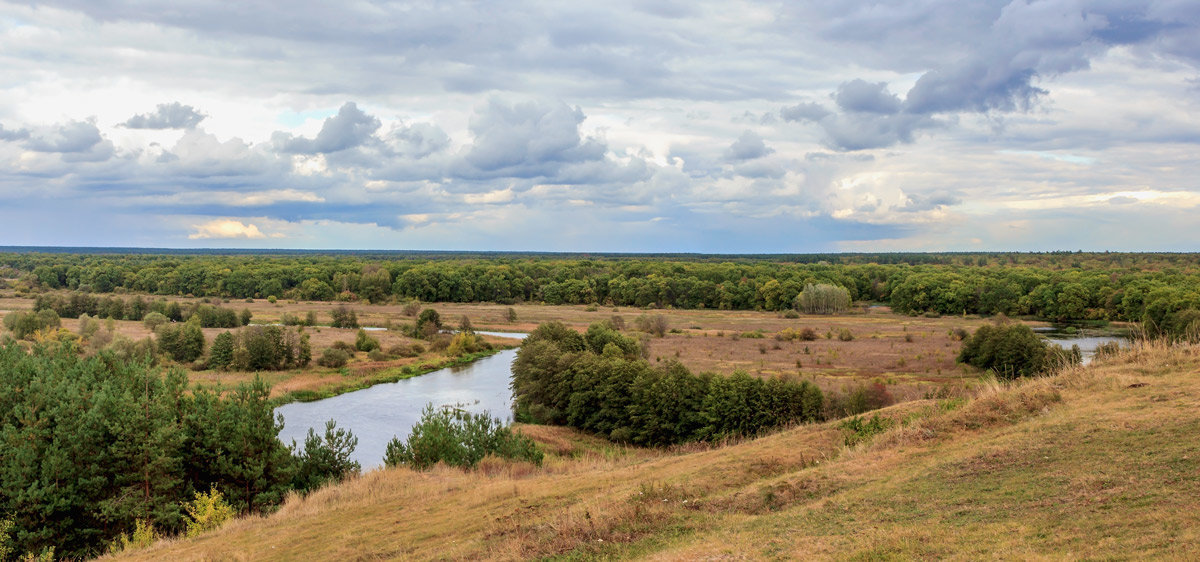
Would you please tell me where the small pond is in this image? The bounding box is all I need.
[275,331,527,469]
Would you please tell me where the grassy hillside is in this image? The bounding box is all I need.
[109,342,1200,560]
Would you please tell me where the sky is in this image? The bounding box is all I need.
[1,1,1199,253]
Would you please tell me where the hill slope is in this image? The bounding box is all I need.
[111,343,1200,560]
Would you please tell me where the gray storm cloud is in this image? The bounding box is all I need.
[461,99,605,176]
[0,124,31,141]
[1,0,1199,251]
[122,102,207,129]
[726,130,774,161]
[274,102,382,154]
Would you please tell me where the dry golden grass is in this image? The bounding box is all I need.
[107,340,1200,561]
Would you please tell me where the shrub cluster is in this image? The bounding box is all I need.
[957,323,1079,379]
[512,322,824,445]
[156,321,205,363]
[446,331,492,356]
[383,405,542,470]
[355,329,380,352]
[3,310,61,340]
[318,347,350,368]
[208,325,312,371]
[330,305,358,329]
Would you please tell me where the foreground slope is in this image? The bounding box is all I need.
[113,343,1200,560]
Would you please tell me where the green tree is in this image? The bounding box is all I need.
[383,405,542,470]
[142,311,169,331]
[415,308,442,339]
[291,420,360,493]
[330,305,358,329]
[796,283,851,315]
[355,329,380,352]
[157,321,205,363]
[209,331,235,369]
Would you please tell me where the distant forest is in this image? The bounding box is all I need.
[2,251,1199,337]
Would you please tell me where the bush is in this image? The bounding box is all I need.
[3,309,61,340]
[157,321,205,362]
[330,305,358,329]
[416,308,442,339]
[291,420,360,493]
[186,304,240,328]
[634,314,668,337]
[383,405,543,470]
[183,487,236,538]
[446,331,491,356]
[428,333,452,352]
[402,300,422,316]
[318,347,350,368]
[957,323,1065,379]
[0,516,14,561]
[367,348,388,361]
[142,311,169,331]
[826,382,894,418]
[355,329,380,352]
[837,328,855,341]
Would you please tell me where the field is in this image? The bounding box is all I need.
[104,341,1200,560]
[0,294,1011,403]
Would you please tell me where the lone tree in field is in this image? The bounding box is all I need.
[796,283,851,315]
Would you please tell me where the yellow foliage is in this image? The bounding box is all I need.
[183,487,236,538]
[109,519,158,554]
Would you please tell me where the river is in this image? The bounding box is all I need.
[275,331,526,469]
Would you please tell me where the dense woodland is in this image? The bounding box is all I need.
[513,321,831,446]
[0,342,358,559]
[3,252,1200,338]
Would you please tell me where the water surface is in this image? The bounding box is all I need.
[1037,329,1128,365]
[276,332,526,469]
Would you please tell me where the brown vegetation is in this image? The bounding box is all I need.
[106,341,1200,560]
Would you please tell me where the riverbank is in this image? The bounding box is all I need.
[271,347,513,406]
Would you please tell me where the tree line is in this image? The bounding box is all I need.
[3,252,1200,338]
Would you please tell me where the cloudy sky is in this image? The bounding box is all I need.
[1,1,1198,252]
